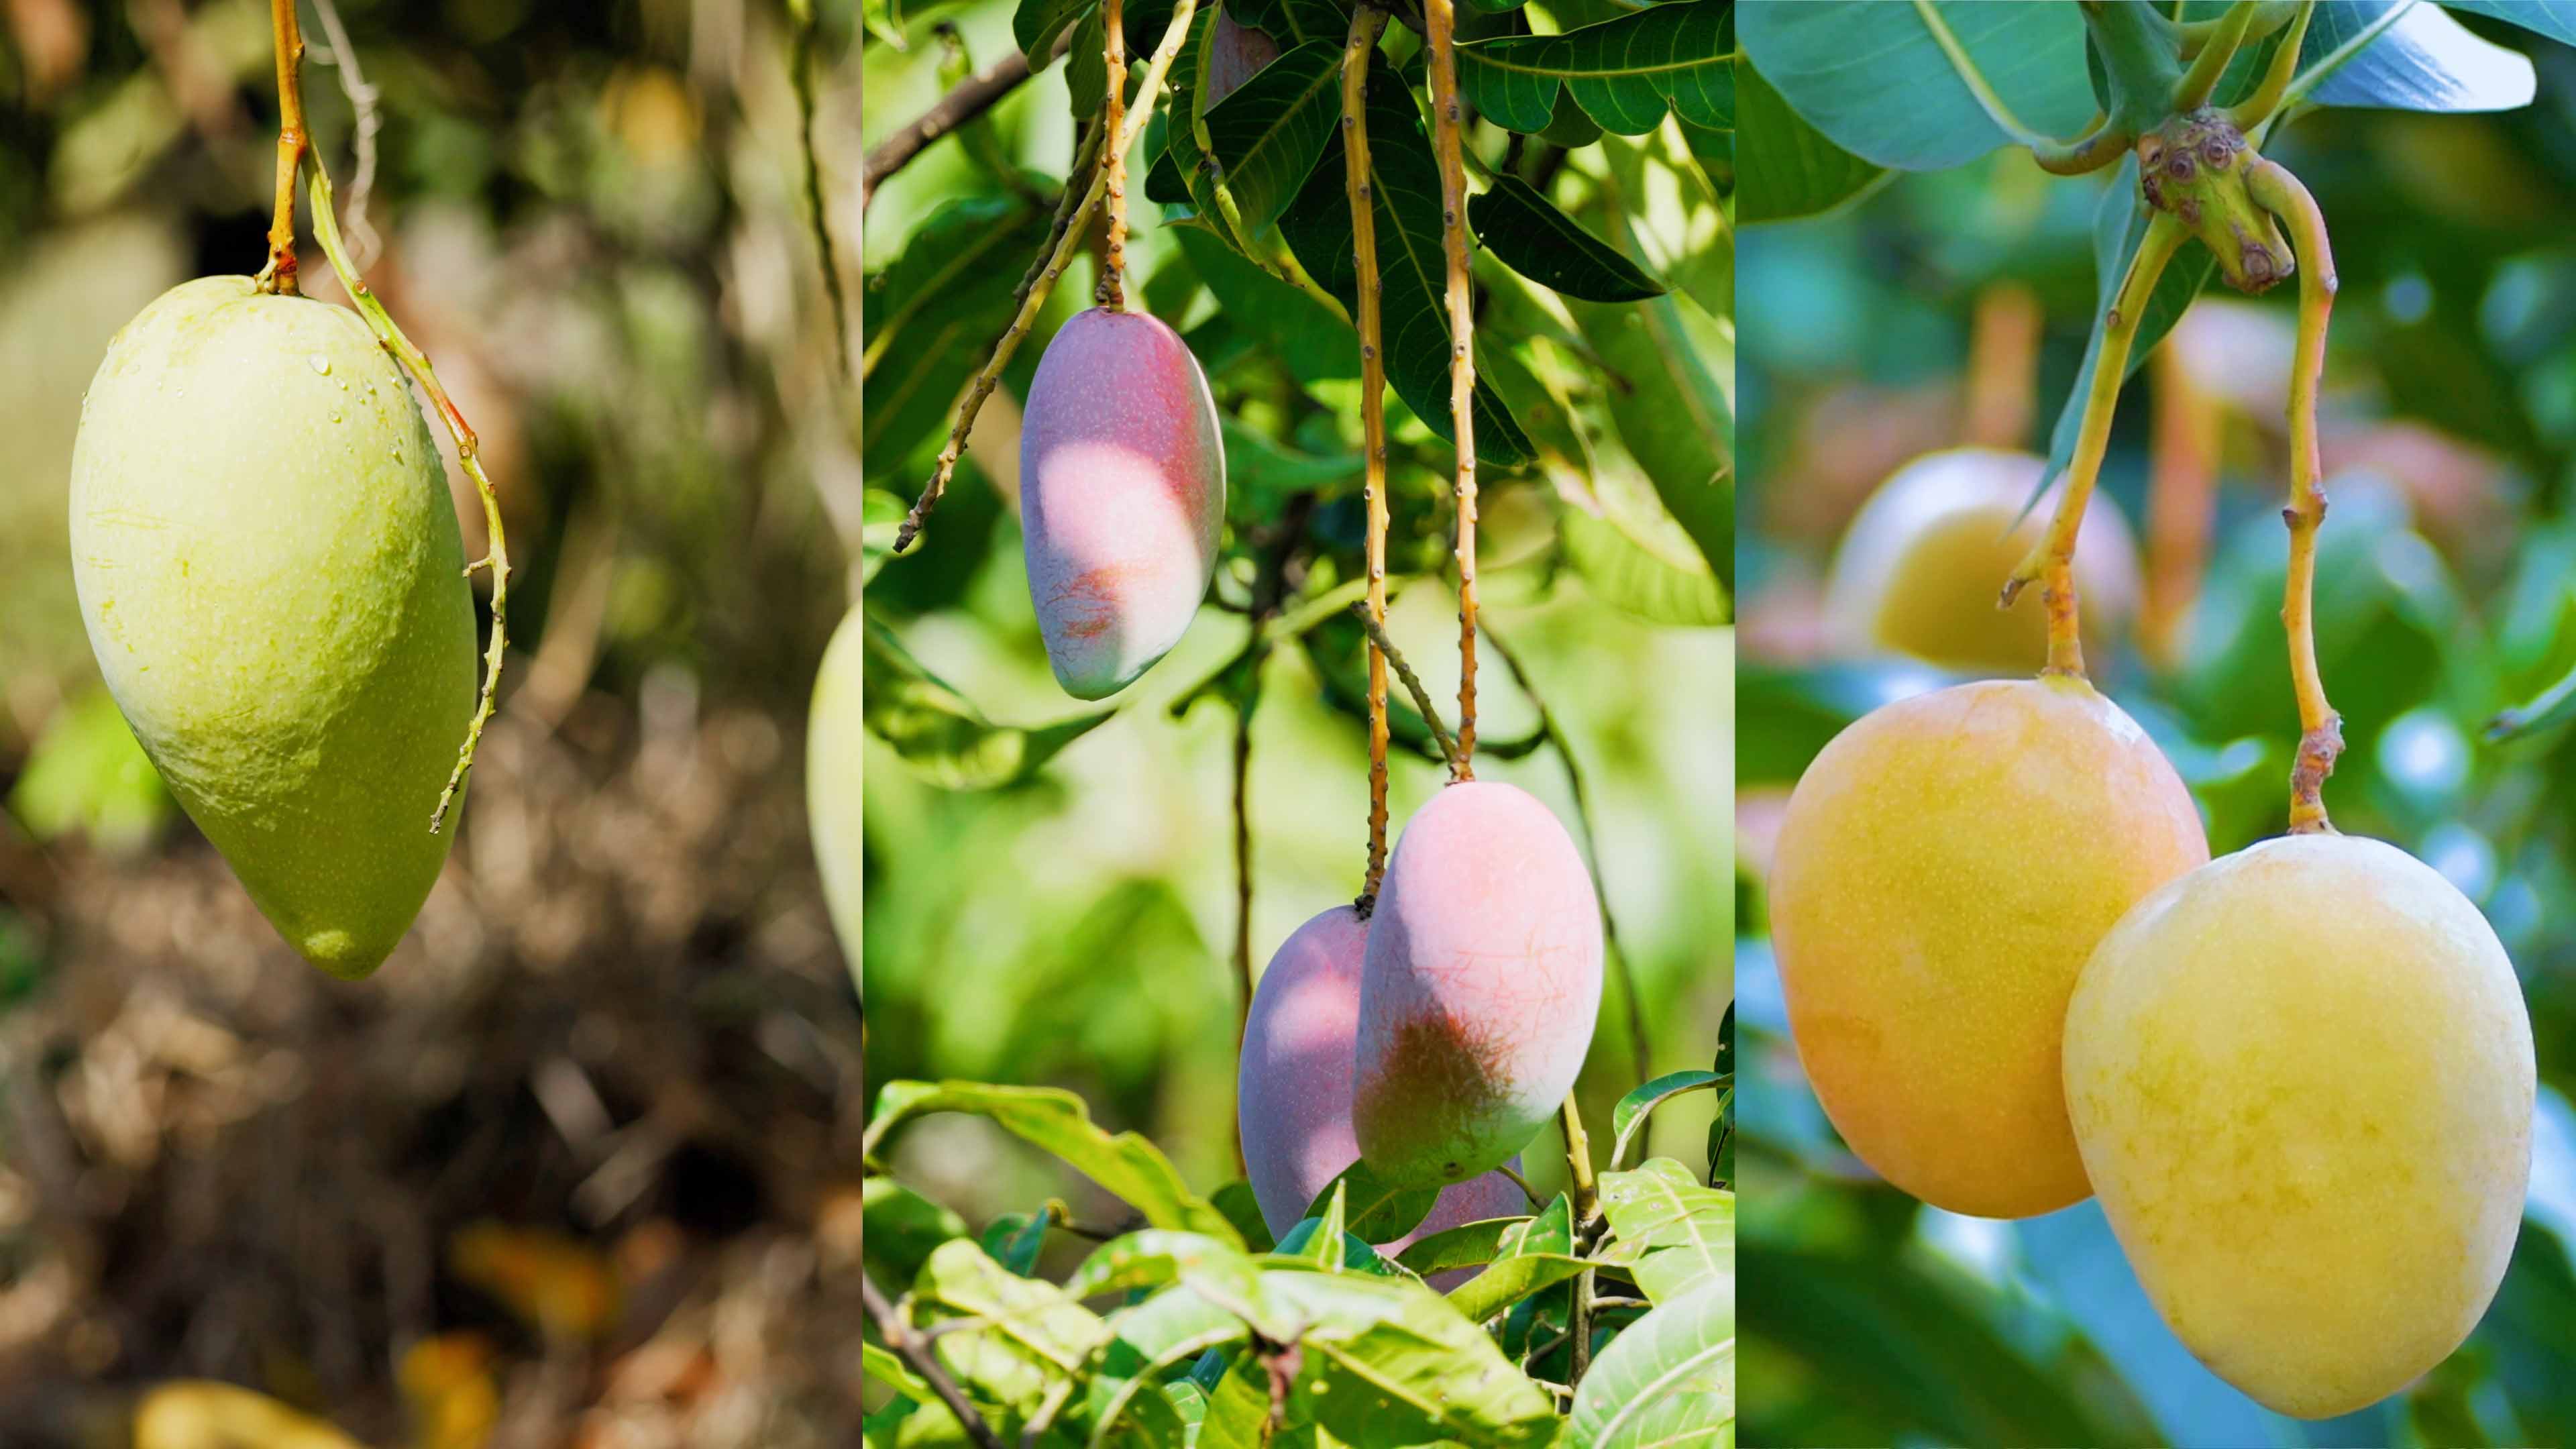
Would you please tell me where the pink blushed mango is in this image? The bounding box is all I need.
[1018,307,1226,699]
[1238,905,1525,1289]
[1352,784,1605,1187]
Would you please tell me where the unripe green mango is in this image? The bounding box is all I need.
[809,606,865,989]
[2065,834,2533,1418]
[69,276,476,978]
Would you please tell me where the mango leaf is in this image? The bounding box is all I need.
[867,1081,1246,1246]
[1566,1277,1735,1448]
[1210,1181,1275,1252]
[1561,474,1729,627]
[1733,57,1884,224]
[2441,0,2576,46]
[1594,1158,1734,1305]
[1736,1,2093,172]
[1456,1,1732,136]
[1611,1070,1721,1166]
[1304,1159,1439,1244]
[1201,1267,1560,1446]
[916,1239,1114,1415]
[1226,0,1346,48]
[1169,227,1354,387]
[861,193,1053,474]
[1278,55,1536,466]
[1271,1218,1406,1277]
[1221,414,1360,524]
[865,1177,973,1287]
[1016,0,1098,64]
[1435,1195,1588,1324]
[2298,0,2535,113]
[1470,175,1667,302]
[861,617,1115,789]
[859,488,910,584]
[981,1208,1054,1276]
[1201,38,1346,235]
[1572,290,1733,590]
[1086,1282,1256,1442]
[7,687,170,851]
[1065,4,1109,119]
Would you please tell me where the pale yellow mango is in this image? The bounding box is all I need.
[70,276,476,977]
[1769,676,2208,1217]
[2065,833,2533,1418]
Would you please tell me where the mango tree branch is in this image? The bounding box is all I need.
[889,1,1196,553]
[256,0,307,294]
[2001,211,2188,678]
[1345,3,1396,913]
[861,1273,1005,1449]
[2247,156,2341,832]
[307,164,508,835]
[2225,0,2315,132]
[2172,0,2255,111]
[1425,0,1478,777]
[861,41,1053,209]
[2029,116,2133,176]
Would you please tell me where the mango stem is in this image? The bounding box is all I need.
[2002,211,2188,678]
[256,0,306,296]
[1425,0,1477,779]
[1095,0,1128,311]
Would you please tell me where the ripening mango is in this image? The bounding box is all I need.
[1352,783,1604,1187]
[1204,10,1282,107]
[1238,904,1526,1285]
[1768,676,2206,1217]
[2065,833,2533,1418]
[1019,307,1225,699]
[70,276,476,978]
[1825,447,2143,675]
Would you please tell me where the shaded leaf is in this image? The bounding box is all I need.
[1470,175,1668,302]
[1457,2,1733,137]
[862,618,1116,790]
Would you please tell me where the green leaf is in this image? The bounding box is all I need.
[861,617,1116,790]
[1561,480,1729,627]
[1087,1282,1256,1443]
[865,1178,973,1287]
[1733,57,1884,224]
[982,1208,1054,1276]
[1572,290,1733,592]
[1210,1181,1275,1253]
[867,1081,1246,1246]
[1221,415,1361,524]
[1304,1159,1440,1244]
[6,688,170,851]
[1018,0,1100,64]
[1278,55,1536,466]
[861,193,1053,474]
[1226,0,1348,49]
[915,1239,1115,1413]
[1201,38,1346,235]
[1456,2,1733,137]
[1169,227,1355,387]
[1595,1159,1735,1305]
[1735,0,2094,171]
[1469,175,1668,303]
[1271,1218,1405,1277]
[1439,1195,1589,1324]
[1611,1071,1721,1165]
[1568,1277,1735,1448]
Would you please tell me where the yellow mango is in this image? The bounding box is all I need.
[2065,833,2533,1417]
[1769,676,2207,1217]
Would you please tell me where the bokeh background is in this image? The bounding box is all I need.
[1736,26,2576,1449]
[859,0,1732,1330]
[1,0,870,1442]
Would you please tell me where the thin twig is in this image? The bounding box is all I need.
[2172,0,2254,111]
[1345,4,1395,914]
[255,0,307,294]
[1348,603,1460,769]
[890,1,1196,554]
[788,0,851,378]
[1494,1160,1545,1212]
[2001,213,2189,678]
[305,0,381,274]
[1425,0,1478,778]
[862,1273,1005,1449]
[1479,616,1649,1085]
[2247,157,2341,831]
[860,42,1049,208]
[307,165,509,834]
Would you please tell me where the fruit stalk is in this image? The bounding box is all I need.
[307,165,510,833]
[2225,0,2314,133]
[1425,0,1477,777]
[2246,156,2341,831]
[1096,0,1128,311]
[1344,3,1395,910]
[2171,0,2254,111]
[890,0,1195,554]
[258,0,307,296]
[1348,602,1461,769]
[2003,211,2188,678]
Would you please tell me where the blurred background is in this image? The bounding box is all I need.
[1735,25,2576,1449]
[1,0,869,1442]
[859,0,1731,1338]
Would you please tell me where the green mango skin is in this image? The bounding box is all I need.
[69,276,476,978]
[808,606,865,991]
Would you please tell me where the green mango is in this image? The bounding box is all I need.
[808,606,863,991]
[68,276,477,978]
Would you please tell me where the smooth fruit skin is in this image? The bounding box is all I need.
[1018,307,1225,700]
[808,607,864,991]
[1768,676,2208,1217]
[69,276,476,978]
[1825,447,2142,675]
[1238,905,1525,1287]
[1352,783,1604,1187]
[2065,834,2533,1418]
